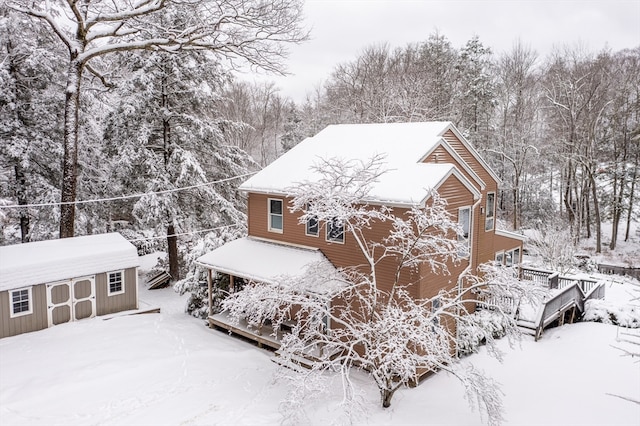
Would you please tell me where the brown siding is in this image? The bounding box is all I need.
[440,130,504,271]
[0,284,48,338]
[249,173,477,302]
[493,233,523,258]
[419,175,475,300]
[249,192,424,297]
[96,267,138,316]
[423,144,479,193]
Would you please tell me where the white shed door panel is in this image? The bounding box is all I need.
[46,276,95,327]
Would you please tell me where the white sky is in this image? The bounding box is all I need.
[244,0,640,103]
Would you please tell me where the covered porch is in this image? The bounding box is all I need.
[195,236,340,350]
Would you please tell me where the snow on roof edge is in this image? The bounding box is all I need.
[0,233,140,291]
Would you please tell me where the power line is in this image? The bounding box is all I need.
[0,172,257,209]
[126,224,243,242]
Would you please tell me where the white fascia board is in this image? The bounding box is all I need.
[441,123,503,186]
[418,141,486,191]
[495,229,527,241]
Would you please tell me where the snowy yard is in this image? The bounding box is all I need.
[1,258,639,426]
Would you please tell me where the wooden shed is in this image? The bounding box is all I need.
[0,233,140,338]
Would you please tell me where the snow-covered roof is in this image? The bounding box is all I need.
[240,122,479,206]
[195,237,341,291]
[0,233,140,291]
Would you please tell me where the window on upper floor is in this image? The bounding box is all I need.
[305,203,319,237]
[326,218,344,243]
[485,192,495,231]
[268,198,283,233]
[431,296,441,329]
[10,287,32,318]
[458,206,471,257]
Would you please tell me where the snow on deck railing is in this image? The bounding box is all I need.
[520,267,559,289]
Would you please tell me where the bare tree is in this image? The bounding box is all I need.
[7,0,307,238]
[222,157,542,425]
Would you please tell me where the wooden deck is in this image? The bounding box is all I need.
[208,311,284,350]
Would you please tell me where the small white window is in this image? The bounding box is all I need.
[108,271,125,296]
[495,252,504,265]
[431,297,441,328]
[10,287,33,318]
[505,248,520,267]
[268,198,283,233]
[326,218,344,243]
[305,203,319,237]
[485,192,495,231]
[458,207,471,257]
[512,248,521,265]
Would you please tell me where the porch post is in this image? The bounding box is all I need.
[230,275,235,293]
[207,269,213,317]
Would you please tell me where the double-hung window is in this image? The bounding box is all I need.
[326,218,344,243]
[9,287,32,318]
[268,198,283,233]
[431,297,441,329]
[458,207,471,257]
[305,203,319,237]
[485,192,495,231]
[108,271,124,296]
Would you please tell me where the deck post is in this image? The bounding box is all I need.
[207,269,213,317]
[230,275,235,293]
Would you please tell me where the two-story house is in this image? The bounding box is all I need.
[196,122,524,346]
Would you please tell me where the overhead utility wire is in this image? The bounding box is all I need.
[126,224,243,242]
[0,172,258,209]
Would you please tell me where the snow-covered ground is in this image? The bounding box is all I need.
[1,254,639,426]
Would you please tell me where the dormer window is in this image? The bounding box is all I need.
[268,198,283,233]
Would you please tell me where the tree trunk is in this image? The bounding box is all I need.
[381,388,395,408]
[59,60,83,238]
[167,223,179,281]
[624,154,638,242]
[610,165,625,250]
[14,164,30,243]
[589,171,602,253]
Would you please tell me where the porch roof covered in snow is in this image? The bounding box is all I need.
[0,233,140,292]
[195,237,342,292]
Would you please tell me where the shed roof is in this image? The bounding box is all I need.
[195,237,342,293]
[240,122,480,206]
[0,233,140,291]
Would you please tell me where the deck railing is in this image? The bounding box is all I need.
[520,266,559,289]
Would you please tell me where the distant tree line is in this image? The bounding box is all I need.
[0,1,637,276]
[292,34,640,254]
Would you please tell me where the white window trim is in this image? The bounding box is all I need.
[325,219,345,244]
[495,251,505,265]
[485,192,495,232]
[108,270,125,296]
[9,286,33,318]
[506,247,521,267]
[458,206,471,258]
[268,198,284,234]
[305,204,319,237]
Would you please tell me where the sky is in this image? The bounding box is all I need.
[245,0,640,103]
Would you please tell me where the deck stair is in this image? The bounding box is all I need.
[516,267,606,341]
[272,343,342,372]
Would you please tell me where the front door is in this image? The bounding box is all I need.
[46,276,96,327]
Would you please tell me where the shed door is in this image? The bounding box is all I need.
[46,276,96,327]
